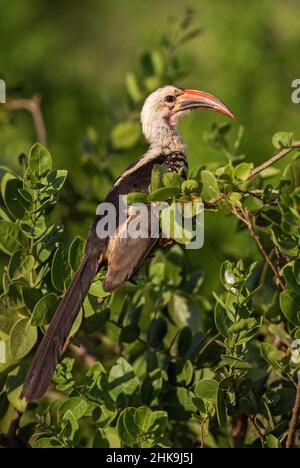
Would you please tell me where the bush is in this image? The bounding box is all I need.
[1,7,300,449]
[0,127,300,448]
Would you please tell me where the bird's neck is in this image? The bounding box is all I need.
[144,118,187,154]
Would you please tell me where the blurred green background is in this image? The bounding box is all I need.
[0,0,299,292]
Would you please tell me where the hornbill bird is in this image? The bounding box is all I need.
[20,85,234,401]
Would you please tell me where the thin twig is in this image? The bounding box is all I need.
[69,342,98,368]
[5,94,47,145]
[286,372,300,448]
[250,415,265,448]
[94,331,121,355]
[246,141,300,181]
[232,206,285,290]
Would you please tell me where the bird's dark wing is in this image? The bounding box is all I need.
[103,206,157,292]
[100,150,188,292]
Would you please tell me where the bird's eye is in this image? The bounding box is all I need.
[165,95,176,103]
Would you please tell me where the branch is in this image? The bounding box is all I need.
[5,94,47,146]
[94,331,121,355]
[249,415,265,448]
[232,206,285,290]
[286,372,300,448]
[246,141,300,181]
[69,342,98,368]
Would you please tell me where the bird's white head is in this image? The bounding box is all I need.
[141,85,235,148]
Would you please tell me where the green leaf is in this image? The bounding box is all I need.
[201,170,220,200]
[234,162,253,181]
[176,361,194,386]
[181,179,199,195]
[160,203,197,245]
[148,186,181,201]
[83,308,110,332]
[162,172,182,188]
[53,357,75,393]
[8,249,35,281]
[68,236,86,271]
[151,164,167,192]
[283,163,300,191]
[46,169,68,192]
[31,293,59,326]
[22,288,44,312]
[272,388,296,415]
[269,324,291,347]
[169,291,201,329]
[151,50,165,75]
[29,143,52,179]
[126,192,149,205]
[89,278,110,297]
[282,264,300,294]
[58,397,87,422]
[177,327,192,357]
[0,311,19,337]
[9,318,38,360]
[126,72,143,103]
[51,247,70,292]
[31,438,64,448]
[69,309,83,338]
[93,429,110,448]
[279,289,300,326]
[216,385,227,427]
[228,318,258,334]
[214,301,230,338]
[6,365,28,412]
[120,325,140,343]
[159,387,196,421]
[261,343,288,369]
[2,176,27,219]
[259,167,280,179]
[111,121,141,149]
[221,355,252,369]
[194,379,218,401]
[147,317,167,347]
[293,259,300,285]
[134,406,153,432]
[271,225,298,257]
[1,172,15,201]
[0,283,24,310]
[108,357,140,403]
[60,409,79,446]
[18,188,33,204]
[117,408,138,446]
[272,131,294,149]
[266,434,281,449]
[0,221,26,255]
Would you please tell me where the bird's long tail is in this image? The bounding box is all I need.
[20,254,101,401]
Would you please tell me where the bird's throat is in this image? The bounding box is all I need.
[146,118,186,153]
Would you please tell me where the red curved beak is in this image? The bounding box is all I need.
[174,89,235,120]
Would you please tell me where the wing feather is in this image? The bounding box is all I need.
[103,205,157,291]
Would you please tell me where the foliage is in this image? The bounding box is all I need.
[1,3,300,449]
[0,127,299,447]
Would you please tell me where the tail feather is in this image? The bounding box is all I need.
[20,255,100,401]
